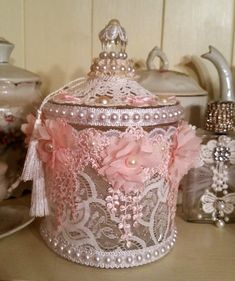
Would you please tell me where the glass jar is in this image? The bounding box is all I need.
[182,101,235,227]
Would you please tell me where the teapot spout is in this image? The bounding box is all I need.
[202,46,235,101]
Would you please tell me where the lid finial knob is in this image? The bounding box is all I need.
[99,19,128,53]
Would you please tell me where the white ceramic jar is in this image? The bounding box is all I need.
[0,38,41,199]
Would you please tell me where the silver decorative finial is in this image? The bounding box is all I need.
[89,19,134,77]
[99,19,128,53]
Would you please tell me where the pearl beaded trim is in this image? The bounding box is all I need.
[40,223,177,268]
[43,102,183,127]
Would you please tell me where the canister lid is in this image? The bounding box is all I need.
[50,20,179,109]
[205,101,235,133]
[43,19,184,128]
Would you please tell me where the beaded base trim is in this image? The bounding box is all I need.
[40,223,177,268]
[43,102,183,127]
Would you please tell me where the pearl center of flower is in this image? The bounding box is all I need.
[44,142,53,153]
[126,157,137,167]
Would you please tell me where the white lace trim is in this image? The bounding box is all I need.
[40,224,177,268]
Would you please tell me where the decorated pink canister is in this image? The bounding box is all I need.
[22,20,201,268]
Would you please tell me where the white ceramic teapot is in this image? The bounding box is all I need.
[0,38,41,129]
[202,45,235,102]
[0,38,41,199]
[136,47,208,127]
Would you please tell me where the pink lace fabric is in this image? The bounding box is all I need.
[43,125,173,229]
[22,115,200,245]
[40,171,178,268]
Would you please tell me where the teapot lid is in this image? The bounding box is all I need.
[0,38,40,84]
[136,47,207,97]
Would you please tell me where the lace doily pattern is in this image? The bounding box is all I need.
[66,76,153,106]
[43,101,183,128]
[45,74,179,108]
[41,167,177,268]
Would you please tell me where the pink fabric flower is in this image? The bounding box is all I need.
[21,114,36,144]
[37,118,76,168]
[169,122,201,185]
[98,134,164,192]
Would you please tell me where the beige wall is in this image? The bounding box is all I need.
[0,0,234,98]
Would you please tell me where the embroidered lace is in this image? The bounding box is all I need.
[42,164,177,268]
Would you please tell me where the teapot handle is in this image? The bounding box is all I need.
[146,46,169,71]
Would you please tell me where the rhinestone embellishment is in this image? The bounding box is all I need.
[213,146,231,162]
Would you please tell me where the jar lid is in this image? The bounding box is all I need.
[43,20,183,128]
[205,101,235,133]
[0,38,40,84]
